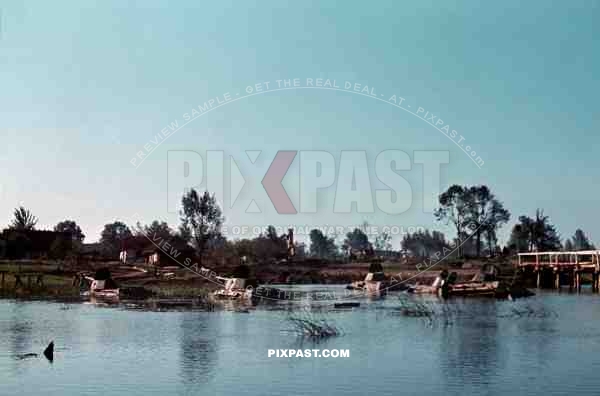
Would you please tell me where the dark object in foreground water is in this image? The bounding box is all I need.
[16,353,38,360]
[43,341,54,362]
[15,341,54,362]
[334,302,360,308]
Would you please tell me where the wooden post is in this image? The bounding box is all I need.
[592,254,600,292]
[570,268,574,292]
[555,270,560,289]
[536,269,541,289]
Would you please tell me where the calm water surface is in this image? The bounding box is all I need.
[2,286,600,396]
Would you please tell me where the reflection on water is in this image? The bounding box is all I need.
[438,301,502,390]
[179,314,217,385]
[8,302,33,357]
[1,289,600,396]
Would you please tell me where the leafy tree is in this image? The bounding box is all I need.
[135,220,174,241]
[507,224,529,253]
[401,229,450,258]
[478,195,510,257]
[435,185,510,257]
[507,209,561,252]
[54,220,85,242]
[10,207,38,231]
[564,239,574,251]
[343,228,371,254]
[434,185,470,257]
[229,238,256,261]
[179,189,223,260]
[49,236,75,259]
[100,221,133,255]
[374,232,392,251]
[51,220,85,258]
[309,229,338,258]
[567,229,595,251]
[265,225,279,242]
[254,226,288,262]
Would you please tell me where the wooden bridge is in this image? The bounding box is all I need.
[517,250,600,291]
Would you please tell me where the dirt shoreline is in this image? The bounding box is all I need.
[0,258,513,299]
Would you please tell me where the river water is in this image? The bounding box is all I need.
[2,286,600,396]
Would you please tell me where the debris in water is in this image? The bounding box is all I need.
[286,309,341,338]
[334,302,360,308]
[43,341,54,362]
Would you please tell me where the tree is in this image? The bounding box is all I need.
[309,229,338,258]
[51,220,85,259]
[100,221,133,255]
[54,220,85,242]
[374,232,392,251]
[343,228,372,257]
[401,229,450,258]
[179,189,223,260]
[434,185,471,257]
[564,239,574,251]
[435,185,510,257]
[10,207,38,231]
[569,229,595,251]
[254,226,288,262]
[507,209,561,252]
[49,236,74,259]
[135,220,174,241]
[480,198,510,257]
[465,186,510,257]
[507,223,529,253]
[265,225,279,242]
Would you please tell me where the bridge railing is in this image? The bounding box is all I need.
[517,250,600,268]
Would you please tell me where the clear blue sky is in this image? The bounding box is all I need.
[0,0,598,247]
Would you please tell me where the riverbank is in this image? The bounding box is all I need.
[0,257,514,300]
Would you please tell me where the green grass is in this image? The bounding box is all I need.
[0,273,80,298]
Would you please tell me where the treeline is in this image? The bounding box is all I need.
[0,185,596,262]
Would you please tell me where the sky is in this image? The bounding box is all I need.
[0,0,598,247]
